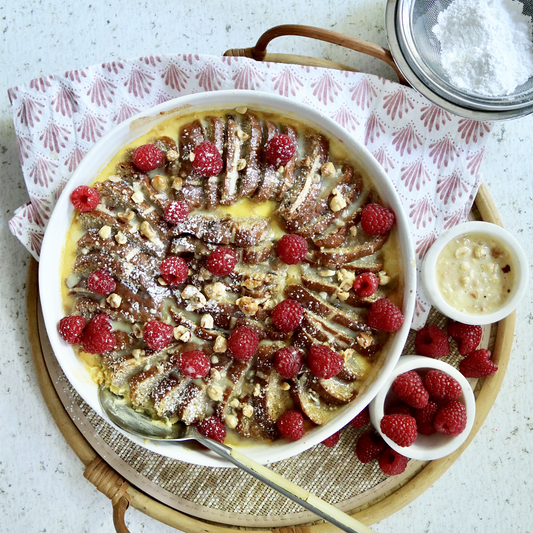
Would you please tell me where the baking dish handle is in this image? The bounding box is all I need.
[224,24,406,84]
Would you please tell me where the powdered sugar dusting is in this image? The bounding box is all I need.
[433,0,533,96]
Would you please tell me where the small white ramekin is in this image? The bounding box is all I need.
[421,221,528,325]
[369,355,476,461]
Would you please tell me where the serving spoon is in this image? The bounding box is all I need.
[98,385,376,533]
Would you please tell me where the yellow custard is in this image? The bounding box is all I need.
[435,232,515,315]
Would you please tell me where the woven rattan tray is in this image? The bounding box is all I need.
[26,26,516,533]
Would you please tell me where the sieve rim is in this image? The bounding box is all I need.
[385,0,533,120]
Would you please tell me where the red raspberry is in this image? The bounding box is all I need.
[413,400,439,429]
[361,203,395,235]
[192,142,223,177]
[81,314,116,354]
[274,346,303,379]
[434,400,467,436]
[355,432,385,463]
[276,234,308,265]
[160,256,188,286]
[206,248,237,276]
[133,144,163,171]
[424,370,462,401]
[227,326,259,361]
[89,313,113,331]
[417,422,437,435]
[179,350,211,379]
[163,201,189,224]
[277,409,305,441]
[459,349,498,378]
[70,186,99,212]
[414,325,450,359]
[58,316,86,344]
[143,321,174,351]
[448,322,482,356]
[386,403,413,416]
[378,446,409,476]
[308,344,344,379]
[271,299,304,333]
[349,407,370,428]
[322,431,340,448]
[264,134,296,167]
[197,416,226,443]
[380,414,418,447]
[367,299,404,332]
[353,272,379,298]
[87,269,116,295]
[391,371,429,409]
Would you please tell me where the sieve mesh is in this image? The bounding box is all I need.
[397,0,533,109]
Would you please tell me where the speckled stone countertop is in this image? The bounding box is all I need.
[1,1,532,532]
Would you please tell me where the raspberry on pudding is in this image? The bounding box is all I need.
[60,107,404,445]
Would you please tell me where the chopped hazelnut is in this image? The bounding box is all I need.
[210,355,219,364]
[253,383,261,397]
[236,129,250,141]
[349,225,358,237]
[107,174,121,183]
[337,291,350,301]
[236,158,247,171]
[242,405,254,418]
[356,332,373,349]
[455,246,471,258]
[204,282,226,301]
[200,314,214,329]
[213,336,227,353]
[225,414,238,429]
[236,297,259,316]
[115,231,127,245]
[166,149,179,162]
[151,175,168,192]
[229,398,241,409]
[132,324,143,338]
[181,285,207,311]
[321,162,336,178]
[106,293,122,308]
[280,382,291,391]
[171,177,183,191]
[235,106,248,114]
[207,384,223,402]
[140,221,156,240]
[173,325,191,342]
[158,277,168,286]
[98,225,112,239]
[210,368,221,380]
[132,349,145,359]
[330,193,347,212]
[118,209,135,222]
[131,191,144,204]
[319,269,336,277]
[378,270,391,285]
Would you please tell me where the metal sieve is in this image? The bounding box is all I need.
[386,0,533,119]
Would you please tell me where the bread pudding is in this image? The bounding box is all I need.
[59,106,404,445]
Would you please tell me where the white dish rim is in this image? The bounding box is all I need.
[39,89,417,467]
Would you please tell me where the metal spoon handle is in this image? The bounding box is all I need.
[198,436,376,533]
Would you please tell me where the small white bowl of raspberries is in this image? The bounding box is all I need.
[369,355,476,461]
